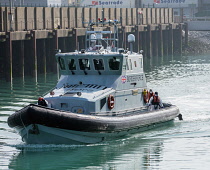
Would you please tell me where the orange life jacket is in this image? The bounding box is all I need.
[152,96,160,105]
[148,92,154,100]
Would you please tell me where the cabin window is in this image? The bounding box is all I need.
[68,59,76,70]
[109,57,120,70]
[139,58,143,68]
[134,61,137,67]
[79,59,90,70]
[58,57,66,70]
[61,103,68,108]
[126,58,129,70]
[93,59,104,70]
[129,59,132,70]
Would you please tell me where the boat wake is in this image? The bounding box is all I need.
[6,142,109,151]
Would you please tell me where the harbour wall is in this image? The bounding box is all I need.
[0,7,188,81]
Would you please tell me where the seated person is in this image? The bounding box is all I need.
[148,92,163,111]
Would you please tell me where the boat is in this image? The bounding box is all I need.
[7,19,182,144]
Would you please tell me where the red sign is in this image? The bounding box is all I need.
[92,1,98,5]
[154,0,160,3]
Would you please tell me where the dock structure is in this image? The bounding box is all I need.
[0,7,188,81]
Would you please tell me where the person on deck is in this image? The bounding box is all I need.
[147,89,154,101]
[143,89,148,103]
[38,97,48,107]
[148,92,163,110]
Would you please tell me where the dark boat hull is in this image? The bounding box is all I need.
[7,104,180,144]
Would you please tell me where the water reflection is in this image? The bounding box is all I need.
[7,121,177,170]
[0,74,58,112]
[143,55,182,73]
[8,134,166,170]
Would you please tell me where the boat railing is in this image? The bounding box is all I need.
[84,19,120,51]
[90,106,149,116]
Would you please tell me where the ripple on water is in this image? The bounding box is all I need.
[1,56,210,169]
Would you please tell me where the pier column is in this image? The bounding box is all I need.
[0,42,5,78]
[158,24,163,57]
[173,24,182,55]
[46,38,51,73]
[135,25,140,52]
[168,24,173,56]
[54,29,58,50]
[138,31,143,52]
[123,27,127,50]
[5,32,12,82]
[42,39,47,74]
[72,28,78,51]
[52,29,58,73]
[59,37,64,52]
[142,30,147,59]
[118,28,123,50]
[146,24,152,58]
[163,30,168,56]
[184,23,188,47]
[63,38,67,52]
[66,37,72,52]
[31,30,37,80]
[152,30,158,57]
[37,39,47,74]
[20,40,25,78]
[178,24,183,55]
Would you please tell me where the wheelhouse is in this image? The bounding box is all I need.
[56,54,124,75]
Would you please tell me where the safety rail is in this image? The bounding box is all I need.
[90,106,148,116]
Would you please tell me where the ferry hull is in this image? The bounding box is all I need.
[8,104,179,144]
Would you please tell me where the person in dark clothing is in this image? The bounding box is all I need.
[148,92,163,110]
[38,97,48,107]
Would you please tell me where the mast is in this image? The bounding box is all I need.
[84,19,120,51]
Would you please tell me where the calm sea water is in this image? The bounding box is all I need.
[1,54,210,170]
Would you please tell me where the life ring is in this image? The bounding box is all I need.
[108,95,115,109]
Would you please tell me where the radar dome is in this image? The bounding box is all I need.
[128,34,135,43]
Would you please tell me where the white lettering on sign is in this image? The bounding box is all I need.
[127,75,143,82]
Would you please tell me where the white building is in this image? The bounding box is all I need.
[79,0,135,8]
[142,0,198,17]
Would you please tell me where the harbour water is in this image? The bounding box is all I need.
[1,54,210,169]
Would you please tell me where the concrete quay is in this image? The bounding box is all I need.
[0,7,188,81]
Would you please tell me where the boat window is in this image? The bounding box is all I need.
[68,59,76,70]
[79,59,90,70]
[129,59,132,70]
[93,59,104,70]
[109,57,120,70]
[126,58,129,70]
[58,57,66,70]
[134,61,137,67]
[139,58,143,68]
